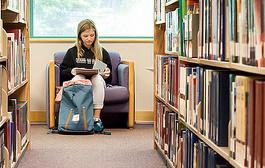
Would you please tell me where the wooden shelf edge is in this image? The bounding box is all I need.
[155,20,166,25]
[155,94,178,113]
[165,51,180,55]
[179,56,199,64]
[165,0,178,7]
[8,80,28,96]
[0,116,7,128]
[199,59,230,68]
[11,139,29,168]
[0,57,7,63]
[180,56,265,75]
[2,8,19,14]
[178,118,242,168]
[230,63,265,75]
[154,140,175,168]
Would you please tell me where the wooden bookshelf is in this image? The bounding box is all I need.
[154,140,175,168]
[1,0,31,167]
[153,0,265,167]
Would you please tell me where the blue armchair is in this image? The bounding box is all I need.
[46,51,135,128]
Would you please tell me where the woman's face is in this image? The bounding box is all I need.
[80,28,96,48]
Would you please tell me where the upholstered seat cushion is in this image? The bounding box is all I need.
[104,86,129,104]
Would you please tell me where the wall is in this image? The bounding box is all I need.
[30,42,154,122]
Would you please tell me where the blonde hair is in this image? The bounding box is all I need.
[76,19,103,60]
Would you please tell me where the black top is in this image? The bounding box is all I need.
[60,45,112,84]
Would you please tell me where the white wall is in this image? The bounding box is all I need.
[30,42,154,113]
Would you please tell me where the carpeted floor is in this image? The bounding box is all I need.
[18,124,166,168]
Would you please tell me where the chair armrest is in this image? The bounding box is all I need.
[117,64,128,88]
[120,60,135,128]
[47,60,55,128]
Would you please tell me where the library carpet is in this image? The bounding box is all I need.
[18,124,166,168]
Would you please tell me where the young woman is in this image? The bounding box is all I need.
[60,19,112,129]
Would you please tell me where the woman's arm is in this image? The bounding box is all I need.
[102,48,112,84]
[60,49,76,83]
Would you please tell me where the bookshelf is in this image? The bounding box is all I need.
[154,0,265,167]
[0,0,31,168]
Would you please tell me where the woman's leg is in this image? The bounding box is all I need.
[90,74,106,120]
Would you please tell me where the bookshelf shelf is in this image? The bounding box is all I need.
[0,117,7,128]
[178,118,242,168]
[165,51,180,55]
[155,21,165,25]
[179,56,199,64]
[155,95,178,113]
[0,57,7,63]
[165,0,178,12]
[198,59,230,68]
[230,63,265,75]
[1,8,19,14]
[8,80,28,96]
[180,56,265,75]
[145,67,154,72]
[3,21,27,28]
[165,0,178,6]
[154,140,175,168]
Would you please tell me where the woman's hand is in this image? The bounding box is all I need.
[102,67,110,79]
[71,67,78,75]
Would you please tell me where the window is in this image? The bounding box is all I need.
[30,0,154,39]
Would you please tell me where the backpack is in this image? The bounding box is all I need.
[58,83,94,134]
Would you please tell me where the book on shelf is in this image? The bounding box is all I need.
[16,101,28,148]
[8,98,17,162]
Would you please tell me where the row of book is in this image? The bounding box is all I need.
[1,0,27,23]
[157,0,265,68]
[165,8,180,53]
[227,0,265,66]
[179,65,265,167]
[230,76,265,168]
[179,66,230,147]
[6,28,27,90]
[180,129,230,168]
[154,0,166,23]
[155,101,231,167]
[155,101,179,165]
[5,99,28,163]
[156,55,179,108]
[156,54,265,167]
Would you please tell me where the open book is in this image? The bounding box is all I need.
[93,59,107,73]
[72,60,107,77]
[74,68,99,77]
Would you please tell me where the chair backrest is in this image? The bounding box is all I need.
[53,51,121,85]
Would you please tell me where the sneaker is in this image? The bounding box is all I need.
[94,119,104,133]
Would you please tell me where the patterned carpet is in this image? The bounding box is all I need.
[18,124,166,168]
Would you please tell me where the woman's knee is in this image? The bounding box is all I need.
[91,74,106,87]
